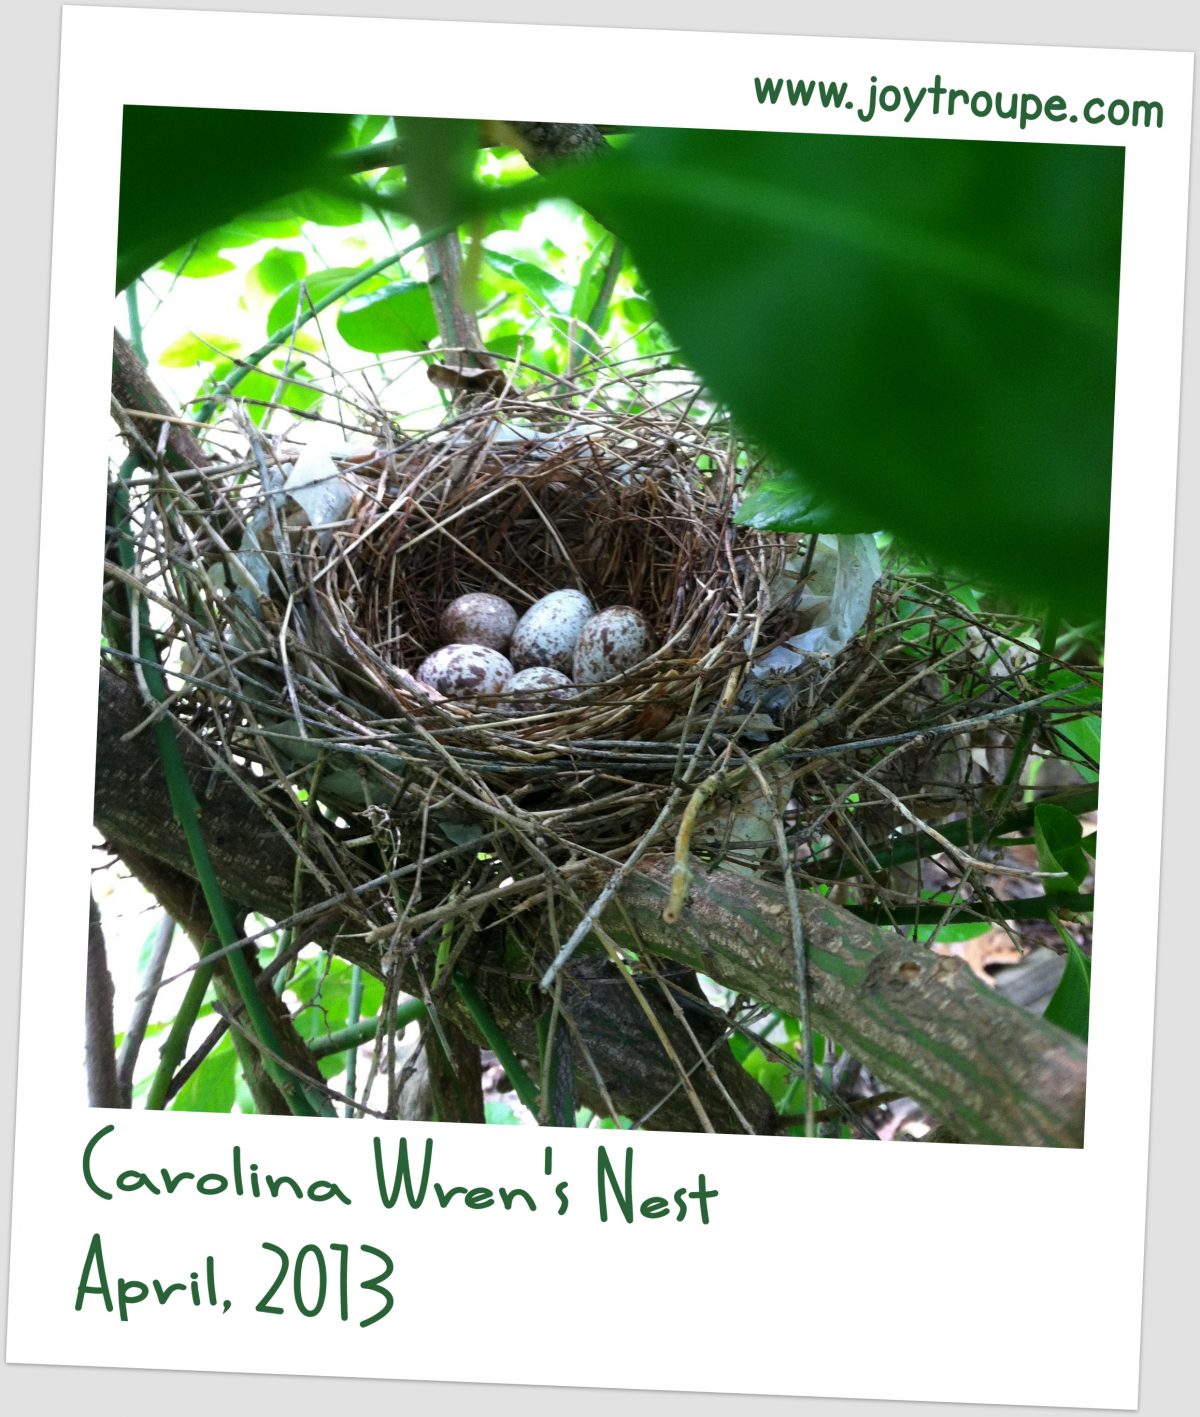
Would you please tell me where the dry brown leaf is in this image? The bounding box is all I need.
[930,928,1024,985]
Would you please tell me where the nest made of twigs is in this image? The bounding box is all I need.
[307,386,797,760]
[114,355,1096,948]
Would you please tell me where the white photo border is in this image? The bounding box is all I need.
[8,8,1194,1408]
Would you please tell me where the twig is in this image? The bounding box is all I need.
[86,893,123,1109]
[116,912,175,1106]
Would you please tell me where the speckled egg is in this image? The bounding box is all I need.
[416,643,513,699]
[573,606,655,685]
[510,589,594,674]
[439,592,518,652]
[504,665,576,706]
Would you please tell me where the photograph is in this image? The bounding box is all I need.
[94,108,1118,1146]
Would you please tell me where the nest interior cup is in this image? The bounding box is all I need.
[314,399,794,749]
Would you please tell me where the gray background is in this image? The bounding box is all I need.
[2,2,1194,1412]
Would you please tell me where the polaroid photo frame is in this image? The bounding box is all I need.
[6,7,1193,1408]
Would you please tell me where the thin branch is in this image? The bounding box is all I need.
[86,893,123,1109]
[115,912,175,1106]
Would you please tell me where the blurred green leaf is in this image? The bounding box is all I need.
[614,294,654,327]
[338,280,438,353]
[913,921,993,945]
[158,246,236,279]
[1043,937,1091,1041]
[287,186,364,227]
[136,918,173,972]
[559,129,1122,615]
[352,115,392,147]
[118,107,354,291]
[248,247,307,299]
[570,233,614,323]
[399,117,479,229]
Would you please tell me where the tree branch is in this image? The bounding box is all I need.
[597,862,1086,1148]
[94,665,1084,1143]
[86,893,123,1109]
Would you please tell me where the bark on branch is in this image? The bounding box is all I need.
[597,865,1086,1148]
[95,664,1085,1145]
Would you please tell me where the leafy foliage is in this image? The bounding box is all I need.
[117,107,354,292]
[555,128,1123,616]
[107,113,1103,1128]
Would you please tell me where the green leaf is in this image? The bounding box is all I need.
[353,115,391,147]
[118,107,354,291]
[1034,668,1102,781]
[337,280,438,353]
[158,245,236,279]
[136,920,173,973]
[1034,803,1091,891]
[484,248,572,309]
[484,1100,521,1125]
[913,921,992,946]
[559,130,1122,615]
[569,234,614,323]
[158,331,241,367]
[223,211,306,241]
[203,360,323,424]
[287,186,364,227]
[248,247,307,299]
[616,295,655,326]
[1054,715,1102,782]
[290,957,385,1041]
[172,1034,238,1113]
[266,266,384,336]
[1043,937,1091,1041]
[736,474,877,534]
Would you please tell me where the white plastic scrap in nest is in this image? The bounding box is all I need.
[745,533,882,705]
[234,447,357,606]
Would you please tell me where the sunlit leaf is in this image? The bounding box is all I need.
[158,331,241,367]
[248,247,307,299]
[484,248,572,310]
[202,360,323,424]
[157,246,236,279]
[352,115,391,147]
[266,266,383,336]
[338,280,438,353]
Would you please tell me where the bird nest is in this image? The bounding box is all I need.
[311,398,794,754]
[112,363,1061,985]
